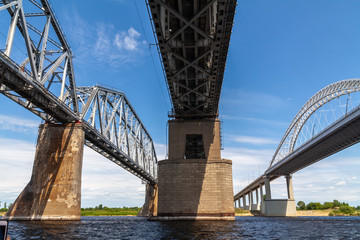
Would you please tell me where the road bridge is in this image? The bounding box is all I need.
[234,79,360,216]
[0,0,157,220]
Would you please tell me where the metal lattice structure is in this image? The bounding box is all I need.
[270,79,360,168]
[147,0,236,119]
[0,0,158,183]
[68,86,158,181]
[0,0,78,121]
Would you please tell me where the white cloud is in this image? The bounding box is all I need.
[93,24,145,67]
[0,114,38,133]
[63,8,146,69]
[228,135,278,145]
[335,180,346,186]
[114,27,142,51]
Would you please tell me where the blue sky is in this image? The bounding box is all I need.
[1,0,360,208]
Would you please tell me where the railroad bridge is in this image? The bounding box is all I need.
[0,0,237,220]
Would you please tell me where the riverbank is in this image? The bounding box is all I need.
[296,209,332,216]
[235,209,358,217]
[81,207,140,216]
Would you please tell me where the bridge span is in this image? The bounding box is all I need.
[0,0,157,220]
[1,0,238,220]
[234,79,360,216]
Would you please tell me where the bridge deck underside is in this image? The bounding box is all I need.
[148,0,236,118]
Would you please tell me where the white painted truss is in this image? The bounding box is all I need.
[0,0,158,183]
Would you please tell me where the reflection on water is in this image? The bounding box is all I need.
[6,216,360,240]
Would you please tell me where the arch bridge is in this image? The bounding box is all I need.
[234,79,360,216]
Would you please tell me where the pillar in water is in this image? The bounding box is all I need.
[4,123,84,220]
[157,119,235,220]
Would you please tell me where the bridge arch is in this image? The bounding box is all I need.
[270,79,360,168]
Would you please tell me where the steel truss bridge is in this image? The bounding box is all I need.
[0,0,157,184]
[0,0,237,183]
[235,79,360,200]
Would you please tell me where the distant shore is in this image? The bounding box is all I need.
[2,210,357,218]
[235,209,334,217]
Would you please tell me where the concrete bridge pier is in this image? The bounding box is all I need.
[156,119,235,220]
[242,196,248,210]
[251,189,260,211]
[260,184,265,215]
[263,175,296,216]
[138,184,158,217]
[4,123,84,220]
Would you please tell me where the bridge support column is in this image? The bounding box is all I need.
[263,175,296,217]
[286,174,294,200]
[138,184,158,217]
[260,185,265,215]
[242,197,247,210]
[156,119,235,220]
[4,123,84,220]
[251,188,260,211]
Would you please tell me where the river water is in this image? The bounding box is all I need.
[6,216,360,239]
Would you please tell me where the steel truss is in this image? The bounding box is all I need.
[270,79,360,168]
[0,0,78,119]
[147,0,236,119]
[0,0,158,183]
[68,86,158,182]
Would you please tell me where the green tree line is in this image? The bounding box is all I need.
[297,199,360,210]
[297,200,360,216]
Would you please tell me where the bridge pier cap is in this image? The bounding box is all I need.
[155,118,235,220]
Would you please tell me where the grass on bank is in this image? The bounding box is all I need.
[81,205,141,216]
[235,208,251,214]
[329,206,360,216]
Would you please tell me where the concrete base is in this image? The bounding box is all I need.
[264,199,296,217]
[157,159,235,220]
[138,184,158,217]
[260,202,265,215]
[4,123,84,221]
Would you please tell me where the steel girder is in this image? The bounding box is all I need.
[270,79,360,168]
[0,0,158,184]
[147,0,236,119]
